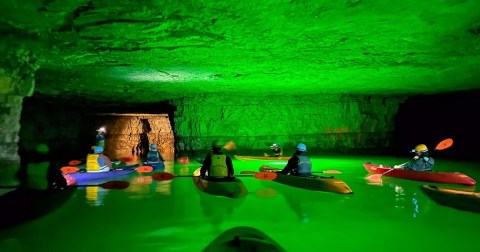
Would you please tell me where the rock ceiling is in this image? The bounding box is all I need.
[1,0,480,103]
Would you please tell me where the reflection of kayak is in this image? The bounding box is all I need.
[192,169,248,198]
[234,155,290,161]
[203,226,286,252]
[363,162,476,186]
[0,187,76,229]
[260,166,353,194]
[420,185,480,213]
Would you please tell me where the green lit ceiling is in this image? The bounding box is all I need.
[1,0,480,103]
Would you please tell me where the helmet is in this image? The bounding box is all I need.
[412,144,428,153]
[35,143,49,154]
[270,143,280,149]
[150,144,157,150]
[94,146,103,154]
[96,127,106,133]
[211,140,224,148]
[296,143,307,152]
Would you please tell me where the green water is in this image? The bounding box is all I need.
[1,156,479,252]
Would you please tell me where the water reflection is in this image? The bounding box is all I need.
[85,186,108,207]
[364,175,424,218]
[197,187,245,230]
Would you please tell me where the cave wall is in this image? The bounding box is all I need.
[90,115,175,161]
[170,94,405,156]
[0,40,38,186]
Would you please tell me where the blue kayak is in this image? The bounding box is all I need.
[69,170,135,185]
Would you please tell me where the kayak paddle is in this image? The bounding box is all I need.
[151,172,266,181]
[68,160,82,166]
[60,165,154,174]
[77,181,130,190]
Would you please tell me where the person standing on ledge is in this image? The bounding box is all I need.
[278,143,312,176]
[200,140,234,180]
[264,143,283,157]
[394,144,435,171]
[95,127,106,149]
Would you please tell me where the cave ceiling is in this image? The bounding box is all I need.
[1,0,480,103]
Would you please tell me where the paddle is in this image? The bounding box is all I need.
[366,138,454,182]
[151,172,272,181]
[240,169,341,175]
[60,165,154,174]
[77,181,130,190]
[0,181,130,190]
[68,160,82,166]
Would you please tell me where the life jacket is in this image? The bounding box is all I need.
[146,151,160,164]
[209,154,228,177]
[86,154,109,172]
[297,155,312,176]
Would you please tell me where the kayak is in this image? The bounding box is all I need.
[234,155,290,161]
[66,169,135,185]
[203,226,286,252]
[259,166,353,194]
[363,162,476,186]
[193,176,248,198]
[420,185,480,213]
[0,187,76,229]
[192,169,248,198]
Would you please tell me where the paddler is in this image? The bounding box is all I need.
[278,143,312,176]
[200,140,235,180]
[86,146,112,172]
[393,144,435,171]
[264,142,283,157]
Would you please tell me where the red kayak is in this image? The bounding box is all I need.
[363,162,476,186]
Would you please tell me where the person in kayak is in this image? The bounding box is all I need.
[145,144,165,168]
[200,140,234,180]
[393,144,435,171]
[264,143,283,157]
[86,146,112,172]
[278,143,312,176]
[17,143,67,191]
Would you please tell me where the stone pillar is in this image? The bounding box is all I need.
[0,40,38,186]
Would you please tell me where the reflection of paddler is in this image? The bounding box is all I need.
[203,226,286,252]
[194,169,246,229]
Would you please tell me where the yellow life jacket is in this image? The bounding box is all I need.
[26,161,50,190]
[209,154,228,177]
[86,154,101,171]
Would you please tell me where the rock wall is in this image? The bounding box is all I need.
[0,40,38,186]
[170,95,404,156]
[91,114,175,161]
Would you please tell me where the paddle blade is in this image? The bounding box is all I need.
[100,181,130,190]
[253,172,277,180]
[224,141,237,151]
[435,138,453,150]
[68,160,82,166]
[61,166,80,174]
[135,166,153,173]
[240,171,256,175]
[152,172,176,181]
[321,170,342,174]
[365,174,383,183]
[177,156,190,164]
[119,156,134,163]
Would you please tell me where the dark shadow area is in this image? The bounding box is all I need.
[393,89,480,161]
[19,94,177,163]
